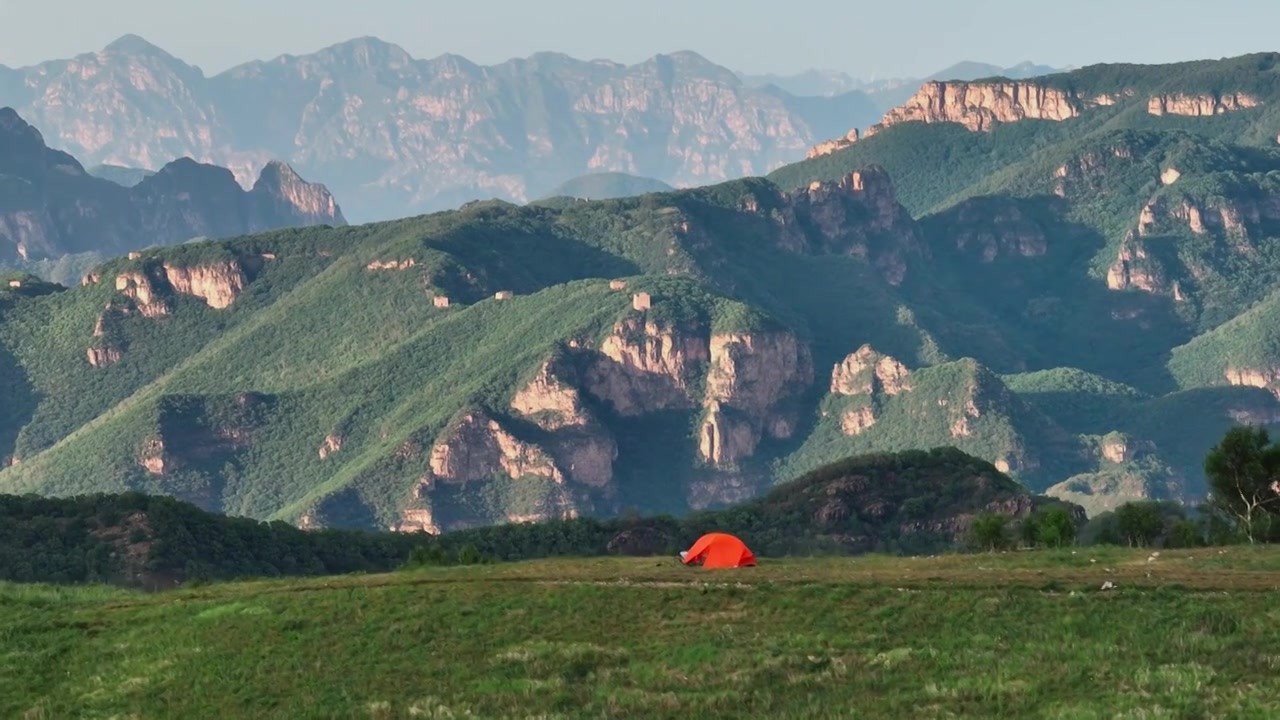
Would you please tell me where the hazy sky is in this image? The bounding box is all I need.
[1,0,1276,78]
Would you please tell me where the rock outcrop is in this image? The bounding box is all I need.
[831,344,913,397]
[427,410,562,485]
[696,330,813,466]
[1224,367,1280,397]
[698,401,758,467]
[161,262,247,309]
[877,82,1116,132]
[585,318,710,416]
[1106,236,1169,293]
[739,167,925,285]
[1139,191,1280,243]
[829,345,912,437]
[110,259,251,315]
[807,81,1123,157]
[0,107,344,264]
[115,272,171,317]
[1147,93,1260,116]
[318,434,343,459]
[510,359,618,488]
[86,346,123,368]
[400,404,596,534]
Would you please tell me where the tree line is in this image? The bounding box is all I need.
[971,425,1280,550]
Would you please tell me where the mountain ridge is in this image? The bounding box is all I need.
[0,35,883,222]
[0,108,344,281]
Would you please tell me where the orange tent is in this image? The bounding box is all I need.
[680,532,756,568]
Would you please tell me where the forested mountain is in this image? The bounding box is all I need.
[4,52,1280,527]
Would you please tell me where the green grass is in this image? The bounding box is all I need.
[7,549,1280,718]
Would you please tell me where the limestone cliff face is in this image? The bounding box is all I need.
[511,360,594,429]
[1113,184,1280,296]
[1138,192,1280,243]
[161,262,247,309]
[585,318,710,415]
[1147,93,1260,116]
[876,82,1114,132]
[741,167,926,285]
[115,271,171,317]
[807,81,1122,157]
[829,345,913,437]
[428,410,564,485]
[510,359,618,488]
[0,107,344,264]
[111,259,250,315]
[831,345,913,397]
[698,402,759,467]
[1106,236,1169,294]
[809,77,1263,159]
[705,332,813,420]
[1224,367,1280,398]
[400,402,603,534]
[586,318,812,468]
[1096,433,1154,464]
[698,331,813,465]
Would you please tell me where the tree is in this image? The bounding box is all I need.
[970,513,1010,552]
[1204,425,1280,544]
[1032,507,1076,548]
[1115,502,1165,547]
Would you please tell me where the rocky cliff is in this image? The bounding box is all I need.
[0,108,344,264]
[0,36,869,222]
[739,166,926,284]
[807,73,1266,158]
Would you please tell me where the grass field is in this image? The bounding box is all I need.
[7,548,1280,719]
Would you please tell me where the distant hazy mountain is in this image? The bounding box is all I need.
[544,172,674,200]
[740,61,1068,110]
[0,35,882,223]
[735,69,862,97]
[0,108,344,270]
[88,164,155,187]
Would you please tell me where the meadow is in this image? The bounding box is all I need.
[7,547,1280,719]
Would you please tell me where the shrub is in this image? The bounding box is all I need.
[971,513,1010,552]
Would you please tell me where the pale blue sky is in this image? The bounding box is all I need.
[1,0,1275,78]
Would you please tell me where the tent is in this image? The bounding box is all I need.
[680,532,756,568]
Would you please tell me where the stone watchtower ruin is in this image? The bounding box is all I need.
[632,292,651,311]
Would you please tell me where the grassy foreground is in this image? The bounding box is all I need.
[7,548,1280,719]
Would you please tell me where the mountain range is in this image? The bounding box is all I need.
[4,50,1280,532]
[0,35,1062,224]
[0,107,344,284]
[737,61,1066,101]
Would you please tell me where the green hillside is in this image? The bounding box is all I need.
[87,163,155,187]
[2,155,1278,525]
[12,53,1280,524]
[8,549,1280,718]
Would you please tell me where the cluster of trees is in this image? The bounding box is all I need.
[0,492,428,586]
[972,425,1280,550]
